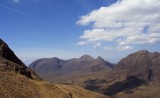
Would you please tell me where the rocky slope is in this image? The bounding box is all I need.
[0,38,108,98]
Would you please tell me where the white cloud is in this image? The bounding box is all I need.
[118,33,160,45]
[77,0,160,50]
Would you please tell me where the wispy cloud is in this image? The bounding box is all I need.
[77,41,89,45]
[103,46,133,51]
[13,0,20,3]
[77,0,160,51]
[0,3,58,28]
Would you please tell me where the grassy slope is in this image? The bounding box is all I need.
[0,71,108,98]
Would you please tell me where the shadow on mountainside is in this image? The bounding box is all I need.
[103,76,147,96]
[84,79,108,91]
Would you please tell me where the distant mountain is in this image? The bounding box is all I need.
[29,55,113,82]
[30,57,64,73]
[80,54,95,61]
[0,38,108,98]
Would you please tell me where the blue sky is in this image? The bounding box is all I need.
[0,0,160,65]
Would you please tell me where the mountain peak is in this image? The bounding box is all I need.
[136,50,150,54]
[52,57,60,60]
[96,56,105,61]
[80,54,95,61]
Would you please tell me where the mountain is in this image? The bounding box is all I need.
[0,38,108,98]
[30,57,64,73]
[80,50,160,97]
[29,54,113,82]
[99,50,160,97]
[115,50,160,81]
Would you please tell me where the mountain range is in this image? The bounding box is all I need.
[29,54,113,82]
[29,49,160,98]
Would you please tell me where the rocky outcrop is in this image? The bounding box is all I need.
[0,39,25,66]
[0,39,41,80]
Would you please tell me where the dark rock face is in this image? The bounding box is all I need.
[0,39,41,80]
[115,50,160,81]
[104,76,146,96]
[84,79,107,91]
[0,39,25,67]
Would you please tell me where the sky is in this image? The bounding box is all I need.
[0,0,160,65]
